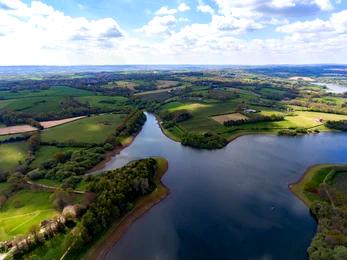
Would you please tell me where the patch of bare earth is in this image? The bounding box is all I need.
[212,113,249,124]
[156,80,179,89]
[289,76,315,82]
[0,125,36,135]
[40,116,86,128]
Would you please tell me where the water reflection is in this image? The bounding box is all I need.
[102,113,347,259]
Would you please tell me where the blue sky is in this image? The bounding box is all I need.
[0,0,347,65]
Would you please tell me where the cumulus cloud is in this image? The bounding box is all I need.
[155,6,177,16]
[0,0,346,65]
[277,10,347,34]
[178,3,190,12]
[197,1,215,15]
[138,15,176,36]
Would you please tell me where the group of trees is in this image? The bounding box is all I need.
[28,110,146,185]
[72,158,158,250]
[325,120,347,131]
[181,132,227,150]
[224,114,284,127]
[160,110,191,129]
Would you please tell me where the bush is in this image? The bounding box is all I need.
[278,129,297,136]
[27,169,44,180]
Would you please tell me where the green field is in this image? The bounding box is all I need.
[160,100,347,141]
[41,114,126,144]
[31,146,79,168]
[0,190,58,242]
[76,95,128,111]
[0,86,94,114]
[0,86,93,100]
[0,142,28,172]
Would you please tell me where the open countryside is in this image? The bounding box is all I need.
[1,0,347,260]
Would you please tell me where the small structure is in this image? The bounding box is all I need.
[244,109,257,113]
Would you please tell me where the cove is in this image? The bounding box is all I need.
[99,113,347,260]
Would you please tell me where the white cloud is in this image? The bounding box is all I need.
[155,6,177,15]
[138,15,176,36]
[197,1,215,15]
[177,3,190,12]
[277,10,347,34]
[0,0,346,65]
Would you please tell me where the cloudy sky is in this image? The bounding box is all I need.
[0,0,346,65]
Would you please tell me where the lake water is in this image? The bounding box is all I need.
[313,82,347,94]
[101,113,347,259]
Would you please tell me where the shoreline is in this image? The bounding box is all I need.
[289,164,346,207]
[83,157,169,260]
[86,132,138,174]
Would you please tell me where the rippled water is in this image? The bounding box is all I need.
[101,113,347,259]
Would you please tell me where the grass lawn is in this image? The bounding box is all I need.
[0,190,58,242]
[0,142,28,172]
[41,113,126,144]
[31,146,79,168]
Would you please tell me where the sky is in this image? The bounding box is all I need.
[0,0,347,65]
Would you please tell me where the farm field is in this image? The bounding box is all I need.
[0,86,93,100]
[0,125,36,135]
[0,190,58,242]
[41,113,126,144]
[76,95,129,111]
[212,113,249,124]
[40,116,86,128]
[160,100,347,141]
[0,142,28,172]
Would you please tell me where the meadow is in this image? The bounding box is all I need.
[0,142,28,172]
[41,114,126,144]
[0,190,58,242]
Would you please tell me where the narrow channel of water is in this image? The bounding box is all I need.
[101,113,347,259]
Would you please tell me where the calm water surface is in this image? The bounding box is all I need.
[102,113,347,260]
[313,82,347,94]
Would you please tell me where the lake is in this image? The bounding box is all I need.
[100,113,347,259]
[313,82,347,94]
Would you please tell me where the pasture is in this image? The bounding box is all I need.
[0,86,92,100]
[0,142,28,172]
[0,86,93,114]
[41,114,126,144]
[0,190,58,242]
[76,96,128,111]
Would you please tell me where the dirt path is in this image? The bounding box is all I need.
[27,181,85,194]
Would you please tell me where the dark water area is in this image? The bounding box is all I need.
[101,113,347,260]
